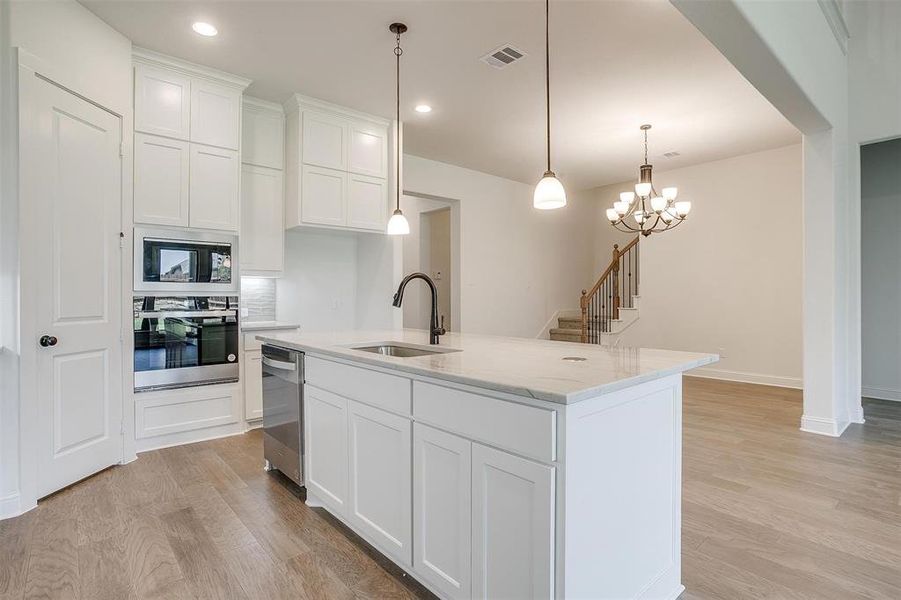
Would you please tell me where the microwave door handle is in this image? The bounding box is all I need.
[135,310,236,319]
[261,356,297,371]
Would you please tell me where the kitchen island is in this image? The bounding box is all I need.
[257,329,717,600]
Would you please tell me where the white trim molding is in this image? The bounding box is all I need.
[800,414,850,437]
[133,47,252,89]
[817,0,849,55]
[689,367,803,390]
[862,385,901,402]
[1,493,23,520]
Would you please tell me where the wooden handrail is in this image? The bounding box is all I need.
[580,236,639,343]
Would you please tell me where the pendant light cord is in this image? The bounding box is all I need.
[545,0,551,173]
[395,31,403,212]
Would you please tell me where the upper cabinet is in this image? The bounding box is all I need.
[243,98,286,170]
[132,49,250,232]
[285,95,391,233]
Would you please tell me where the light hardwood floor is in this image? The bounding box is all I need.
[0,378,899,599]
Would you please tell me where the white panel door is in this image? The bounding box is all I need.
[189,144,239,231]
[190,80,241,150]
[134,133,190,226]
[302,110,348,170]
[347,173,387,231]
[241,164,284,272]
[301,165,346,227]
[348,121,388,177]
[347,400,412,566]
[472,443,555,600]
[20,73,123,498]
[413,424,472,599]
[243,351,263,420]
[134,64,191,139]
[304,386,349,515]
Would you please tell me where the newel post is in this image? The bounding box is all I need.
[580,289,589,344]
[612,244,621,320]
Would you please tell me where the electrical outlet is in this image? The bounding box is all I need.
[717,346,727,359]
[240,307,249,318]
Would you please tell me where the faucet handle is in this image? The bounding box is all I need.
[438,315,446,335]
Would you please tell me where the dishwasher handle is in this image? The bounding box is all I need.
[262,356,297,371]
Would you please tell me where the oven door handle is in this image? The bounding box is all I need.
[261,356,297,371]
[135,310,237,319]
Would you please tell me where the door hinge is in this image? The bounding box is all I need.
[119,142,125,158]
[120,419,125,435]
[119,231,125,248]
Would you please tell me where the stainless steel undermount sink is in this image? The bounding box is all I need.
[350,343,461,358]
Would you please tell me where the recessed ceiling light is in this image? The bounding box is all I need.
[192,22,218,37]
[414,104,432,113]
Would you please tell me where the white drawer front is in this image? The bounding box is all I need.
[305,356,411,416]
[413,382,557,463]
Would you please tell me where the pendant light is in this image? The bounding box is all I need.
[533,0,566,210]
[386,22,411,235]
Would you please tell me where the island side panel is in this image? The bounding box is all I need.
[562,373,683,600]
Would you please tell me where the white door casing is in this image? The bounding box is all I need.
[19,71,124,499]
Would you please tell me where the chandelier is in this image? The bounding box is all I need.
[605,124,691,236]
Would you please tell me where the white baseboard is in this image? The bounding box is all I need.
[689,367,803,389]
[0,492,22,520]
[862,385,901,402]
[135,421,245,453]
[800,415,850,437]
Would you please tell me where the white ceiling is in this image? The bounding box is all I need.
[81,0,799,190]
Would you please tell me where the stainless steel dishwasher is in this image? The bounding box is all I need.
[261,344,304,487]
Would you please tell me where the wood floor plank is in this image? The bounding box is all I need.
[76,536,136,600]
[22,515,79,600]
[119,507,185,600]
[0,509,37,600]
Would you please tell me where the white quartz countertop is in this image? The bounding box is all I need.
[240,321,300,332]
[256,329,718,404]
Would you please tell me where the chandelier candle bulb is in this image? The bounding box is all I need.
[662,187,678,200]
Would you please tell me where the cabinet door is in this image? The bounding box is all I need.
[413,424,471,599]
[305,386,348,515]
[244,351,263,420]
[301,165,346,227]
[134,65,191,139]
[241,165,284,272]
[189,144,239,231]
[347,173,387,231]
[134,133,189,227]
[242,106,285,169]
[190,80,241,150]
[348,121,388,177]
[347,400,412,566]
[472,443,555,600]
[302,110,348,170]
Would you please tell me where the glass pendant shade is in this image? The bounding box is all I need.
[634,210,645,224]
[387,209,410,235]
[675,200,692,217]
[662,187,678,200]
[614,201,629,215]
[620,191,636,204]
[605,208,619,222]
[635,182,652,197]
[650,196,667,212]
[661,209,675,223]
[533,173,567,210]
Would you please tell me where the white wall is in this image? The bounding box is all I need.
[403,154,597,338]
[276,229,396,332]
[2,0,132,518]
[401,195,456,331]
[593,144,803,387]
[861,139,901,401]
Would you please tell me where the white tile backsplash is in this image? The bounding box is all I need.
[241,277,277,322]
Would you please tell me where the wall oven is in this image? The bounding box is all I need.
[134,226,239,294]
[134,296,239,391]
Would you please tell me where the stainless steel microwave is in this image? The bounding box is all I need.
[134,227,239,294]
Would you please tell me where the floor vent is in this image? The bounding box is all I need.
[481,44,527,69]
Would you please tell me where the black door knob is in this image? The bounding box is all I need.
[39,335,58,347]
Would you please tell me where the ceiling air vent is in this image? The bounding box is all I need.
[480,44,527,69]
[662,151,681,159]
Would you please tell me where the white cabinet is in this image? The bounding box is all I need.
[285,95,389,232]
[133,133,189,227]
[349,121,388,178]
[302,110,348,170]
[244,351,263,420]
[347,173,387,231]
[189,144,240,231]
[241,165,284,272]
[347,401,412,566]
[305,385,349,515]
[242,100,285,169]
[413,424,472,599]
[134,64,190,139]
[471,443,555,600]
[301,165,346,227]
[191,80,242,150]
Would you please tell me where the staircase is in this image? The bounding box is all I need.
[550,236,640,344]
